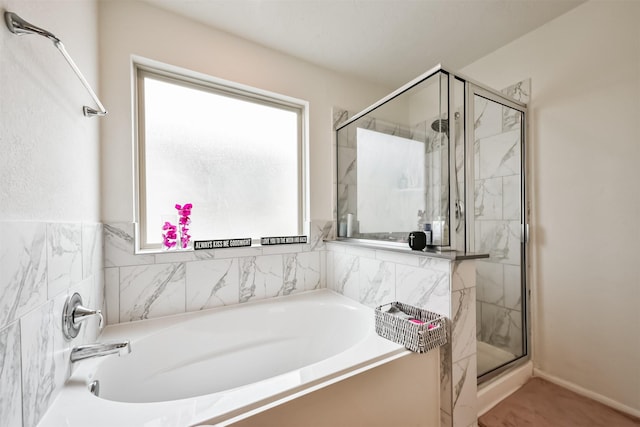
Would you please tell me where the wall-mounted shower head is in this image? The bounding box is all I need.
[4,11,60,43]
[431,119,449,136]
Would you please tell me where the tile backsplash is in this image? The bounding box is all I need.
[0,221,104,427]
[103,220,333,325]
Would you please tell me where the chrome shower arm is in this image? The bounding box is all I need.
[4,11,107,117]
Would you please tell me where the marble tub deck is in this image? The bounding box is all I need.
[479,377,640,427]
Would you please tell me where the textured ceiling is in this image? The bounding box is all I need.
[144,0,584,87]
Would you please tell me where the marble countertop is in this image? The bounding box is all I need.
[327,239,489,261]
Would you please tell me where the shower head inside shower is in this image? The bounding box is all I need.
[4,11,60,43]
[431,118,449,136]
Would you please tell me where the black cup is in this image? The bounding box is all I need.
[408,231,427,250]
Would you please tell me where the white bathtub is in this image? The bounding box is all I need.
[39,290,410,427]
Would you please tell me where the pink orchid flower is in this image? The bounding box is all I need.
[162,221,178,249]
[175,203,193,249]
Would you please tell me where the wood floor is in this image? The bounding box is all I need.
[479,377,640,427]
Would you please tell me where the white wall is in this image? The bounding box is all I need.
[99,0,392,224]
[1,0,100,221]
[463,0,640,414]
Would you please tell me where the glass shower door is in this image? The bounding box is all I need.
[470,86,527,378]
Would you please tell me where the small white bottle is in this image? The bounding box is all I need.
[424,223,432,245]
[338,215,347,237]
[432,217,443,245]
[346,213,354,237]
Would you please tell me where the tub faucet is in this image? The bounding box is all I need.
[70,341,131,363]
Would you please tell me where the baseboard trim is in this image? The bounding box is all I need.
[533,369,640,420]
[477,361,533,416]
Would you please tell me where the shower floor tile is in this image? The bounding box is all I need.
[477,341,516,376]
[479,377,640,427]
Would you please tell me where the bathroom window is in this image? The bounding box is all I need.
[135,63,307,250]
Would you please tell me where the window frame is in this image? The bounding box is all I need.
[132,58,309,252]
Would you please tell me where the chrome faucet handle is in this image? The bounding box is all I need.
[73,305,104,329]
[63,293,103,340]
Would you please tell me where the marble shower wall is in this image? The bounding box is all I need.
[0,221,104,427]
[103,220,333,324]
[325,242,478,427]
[474,79,530,359]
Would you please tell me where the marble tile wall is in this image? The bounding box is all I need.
[326,242,450,313]
[0,221,104,427]
[325,242,478,427]
[333,107,349,234]
[449,260,478,427]
[335,110,367,229]
[474,79,530,363]
[103,220,332,325]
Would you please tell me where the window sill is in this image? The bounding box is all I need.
[134,242,311,259]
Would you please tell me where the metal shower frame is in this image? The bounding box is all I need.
[335,64,530,382]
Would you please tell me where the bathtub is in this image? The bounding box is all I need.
[38,290,419,426]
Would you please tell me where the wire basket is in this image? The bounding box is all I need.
[375,302,448,353]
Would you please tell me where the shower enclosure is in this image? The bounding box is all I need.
[335,65,528,382]
[471,83,528,380]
